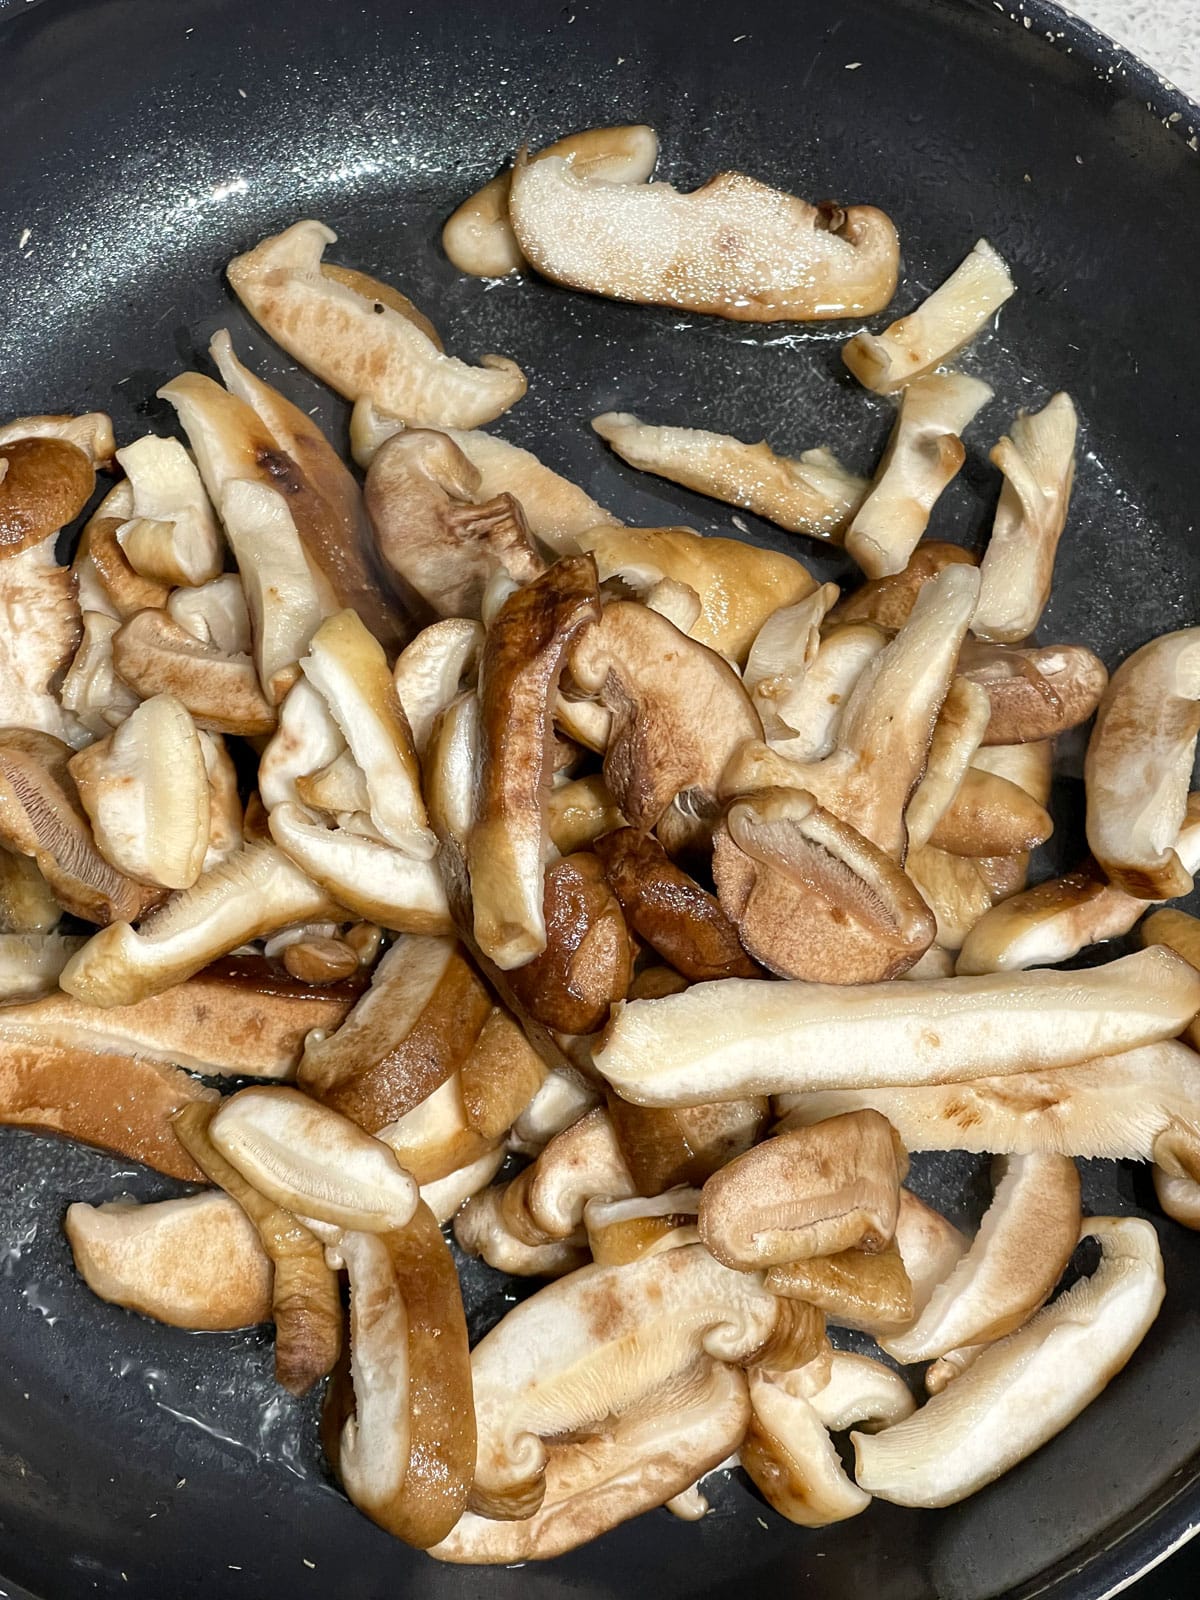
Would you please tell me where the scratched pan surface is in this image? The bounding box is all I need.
[1,0,1200,1595]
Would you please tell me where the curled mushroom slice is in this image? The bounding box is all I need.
[0,931,84,1002]
[210,1085,419,1233]
[198,733,243,872]
[227,221,526,427]
[509,1069,602,1156]
[298,934,491,1131]
[259,678,344,811]
[0,435,94,559]
[454,1186,590,1279]
[764,623,889,763]
[268,804,450,932]
[114,435,223,588]
[853,1216,1164,1507]
[73,483,171,622]
[168,574,252,658]
[578,524,815,666]
[68,695,211,890]
[973,393,1078,643]
[843,238,1016,394]
[300,609,434,858]
[467,1242,819,1518]
[1085,627,1200,898]
[469,556,600,968]
[1153,1165,1200,1230]
[830,541,977,631]
[713,787,936,982]
[571,599,761,838]
[593,413,867,540]
[173,1102,342,1395]
[961,639,1109,746]
[845,374,992,579]
[112,608,277,737]
[607,1095,768,1198]
[880,1155,1080,1363]
[443,124,659,278]
[700,1111,906,1270]
[505,852,633,1034]
[584,1187,702,1265]
[743,583,841,739]
[393,619,483,756]
[431,1358,748,1564]
[905,677,993,853]
[594,946,1200,1107]
[508,153,899,320]
[766,1237,914,1334]
[0,411,114,467]
[60,612,140,739]
[65,1191,273,1332]
[59,842,342,1007]
[422,1147,506,1224]
[548,774,624,856]
[924,766,1053,857]
[332,1206,474,1548]
[365,429,544,620]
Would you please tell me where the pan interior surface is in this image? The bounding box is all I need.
[1,0,1199,1596]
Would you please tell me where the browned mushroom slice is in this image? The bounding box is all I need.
[607,1094,768,1197]
[0,411,115,467]
[280,935,360,985]
[1085,627,1200,898]
[578,524,815,666]
[973,393,1078,643]
[0,733,158,924]
[508,153,899,320]
[443,124,659,277]
[0,436,94,559]
[960,639,1108,746]
[592,413,867,540]
[0,534,84,745]
[112,609,277,737]
[924,766,1053,857]
[65,1192,274,1331]
[595,947,1200,1106]
[74,483,173,620]
[298,934,492,1130]
[227,221,526,427]
[843,239,1016,394]
[469,556,600,969]
[766,1238,915,1333]
[699,1111,906,1270]
[712,788,936,982]
[113,434,224,588]
[174,1102,342,1395]
[453,1187,590,1278]
[548,774,624,855]
[504,852,632,1034]
[845,374,993,579]
[571,599,761,839]
[583,1187,703,1265]
[365,429,544,619]
[829,541,977,631]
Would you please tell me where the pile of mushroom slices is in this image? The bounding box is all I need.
[2,122,1200,1565]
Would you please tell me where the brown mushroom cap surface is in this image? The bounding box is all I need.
[0,437,94,558]
[505,851,633,1034]
[607,1094,768,1197]
[961,641,1108,745]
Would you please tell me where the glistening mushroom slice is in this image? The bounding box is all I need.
[332,1206,475,1548]
[210,1085,419,1234]
[442,124,659,278]
[112,608,277,737]
[577,524,815,666]
[469,556,600,969]
[114,434,223,588]
[606,1095,768,1197]
[65,1192,273,1331]
[879,1154,1081,1363]
[712,787,936,982]
[973,393,1078,643]
[592,413,867,540]
[1084,626,1200,897]
[830,540,977,631]
[905,677,993,853]
[393,619,483,757]
[168,574,252,658]
[58,842,343,1007]
[853,1216,1164,1507]
[924,766,1053,857]
[73,482,171,622]
[548,774,624,856]
[0,436,94,559]
[905,845,1028,952]
[0,533,84,744]
[508,154,899,320]
[584,1187,703,1265]
[699,1110,906,1270]
[843,238,1016,394]
[962,640,1108,746]
[364,429,544,619]
[773,1040,1200,1165]
[845,373,993,579]
[422,1147,506,1224]
[765,1238,914,1334]
[505,852,632,1034]
[0,411,114,467]
[430,1359,748,1564]
[227,221,526,427]
[68,695,211,890]
[593,947,1200,1107]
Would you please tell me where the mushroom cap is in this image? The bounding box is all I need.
[829,541,977,631]
[0,412,115,468]
[963,640,1109,745]
[505,851,633,1034]
[0,436,94,558]
[607,1094,768,1196]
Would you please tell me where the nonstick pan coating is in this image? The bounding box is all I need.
[1,0,1199,1595]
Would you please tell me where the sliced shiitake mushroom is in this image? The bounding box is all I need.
[505,852,633,1034]
[0,435,94,558]
[0,531,84,744]
[113,434,224,588]
[961,639,1108,746]
[606,1095,768,1197]
[112,608,277,737]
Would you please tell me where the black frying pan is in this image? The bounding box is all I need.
[2,0,1200,1595]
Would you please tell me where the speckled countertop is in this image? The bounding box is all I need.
[1071,0,1200,99]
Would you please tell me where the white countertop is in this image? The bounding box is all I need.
[1071,0,1200,101]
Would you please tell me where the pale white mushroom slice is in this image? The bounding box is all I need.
[421,1147,506,1224]
[842,238,1016,394]
[1085,627,1200,898]
[0,411,115,466]
[392,619,484,756]
[509,1068,601,1155]
[505,1106,636,1243]
[377,1074,491,1187]
[114,434,223,588]
[765,622,888,763]
[1153,1166,1200,1230]
[65,1192,273,1331]
[0,931,86,1003]
[167,574,252,657]
[443,124,659,278]
[743,583,841,740]
[642,576,702,635]
[853,1216,1164,1507]
[845,373,993,580]
[893,1189,969,1316]
[508,154,900,321]
[454,1185,589,1279]
[972,393,1078,643]
[905,677,993,853]
[774,1040,1200,1166]
[258,678,346,811]
[295,750,370,818]
[227,221,526,427]
[901,944,956,980]
[0,532,84,745]
[198,732,243,871]
[594,946,1200,1107]
[68,695,211,891]
[593,413,867,540]
[879,1154,1080,1363]
[430,1359,749,1563]
[300,609,434,858]
[58,841,343,1007]
[59,612,140,740]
